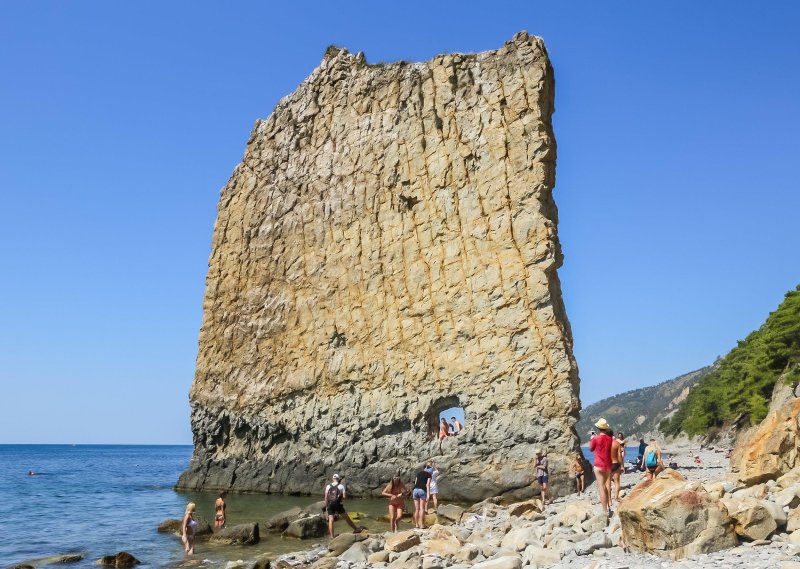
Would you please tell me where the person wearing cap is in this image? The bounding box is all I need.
[323,473,360,537]
[381,472,408,532]
[589,418,614,517]
[535,449,549,504]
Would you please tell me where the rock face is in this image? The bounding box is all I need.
[178,31,581,500]
[730,394,800,486]
[619,470,738,559]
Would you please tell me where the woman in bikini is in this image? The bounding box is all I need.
[182,502,198,555]
[381,473,408,532]
[214,491,226,529]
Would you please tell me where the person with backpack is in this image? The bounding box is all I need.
[589,418,614,518]
[643,439,663,480]
[323,473,360,538]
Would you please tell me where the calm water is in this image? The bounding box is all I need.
[0,445,394,568]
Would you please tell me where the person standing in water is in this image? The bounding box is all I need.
[411,465,432,529]
[182,502,198,555]
[381,472,407,532]
[324,473,360,538]
[214,491,226,529]
[589,418,614,518]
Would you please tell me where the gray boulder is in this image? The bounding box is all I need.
[208,522,260,545]
[266,506,304,532]
[283,515,327,539]
[339,542,370,564]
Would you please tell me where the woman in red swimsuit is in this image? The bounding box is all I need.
[589,418,614,518]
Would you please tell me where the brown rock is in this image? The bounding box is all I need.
[619,473,737,559]
[177,31,581,501]
[208,522,260,545]
[157,519,182,533]
[385,530,421,552]
[720,497,778,540]
[506,499,541,517]
[97,552,140,568]
[730,398,800,485]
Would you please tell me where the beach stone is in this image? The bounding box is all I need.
[471,555,522,569]
[266,506,304,531]
[209,522,260,545]
[733,483,769,500]
[507,499,540,518]
[558,501,593,527]
[763,500,789,527]
[328,532,367,556]
[368,550,390,563]
[789,530,800,545]
[580,513,608,533]
[423,526,464,556]
[574,532,611,556]
[32,554,85,565]
[339,542,370,563]
[619,472,738,559]
[721,497,778,540]
[97,553,140,568]
[500,526,539,551]
[437,504,465,524]
[251,553,276,569]
[776,485,800,509]
[521,545,560,567]
[787,508,800,532]
[779,561,800,569]
[177,31,582,503]
[8,566,35,569]
[421,556,443,569]
[731,398,800,486]
[385,531,420,553]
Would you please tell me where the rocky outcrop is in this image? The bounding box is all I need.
[730,392,800,486]
[618,470,738,559]
[208,522,260,545]
[178,31,580,500]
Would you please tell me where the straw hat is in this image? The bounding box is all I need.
[595,418,610,430]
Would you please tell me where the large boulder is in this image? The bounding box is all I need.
[436,504,464,524]
[619,471,738,559]
[265,506,304,532]
[720,497,778,541]
[282,516,326,539]
[730,398,800,485]
[208,522,260,545]
[327,532,368,556]
[157,519,182,533]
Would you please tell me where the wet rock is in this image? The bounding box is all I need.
[282,515,326,540]
[266,506,304,532]
[97,552,140,568]
[158,519,183,533]
[208,522,260,545]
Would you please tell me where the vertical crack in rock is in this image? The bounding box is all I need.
[178,31,582,501]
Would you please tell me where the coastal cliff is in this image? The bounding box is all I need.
[177,32,581,500]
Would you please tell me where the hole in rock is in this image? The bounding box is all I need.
[425,396,466,439]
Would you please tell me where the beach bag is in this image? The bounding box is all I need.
[645,450,658,468]
[325,483,343,506]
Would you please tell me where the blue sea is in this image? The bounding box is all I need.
[0,445,392,568]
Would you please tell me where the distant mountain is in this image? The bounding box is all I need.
[661,285,800,438]
[576,366,715,444]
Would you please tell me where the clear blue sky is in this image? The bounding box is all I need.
[1,2,797,444]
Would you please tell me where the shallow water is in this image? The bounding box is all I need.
[0,445,395,568]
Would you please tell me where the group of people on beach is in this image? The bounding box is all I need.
[324,463,442,537]
[587,418,665,517]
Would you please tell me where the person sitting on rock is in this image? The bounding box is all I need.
[324,473,360,538]
[643,439,664,480]
[437,418,450,452]
[450,416,462,435]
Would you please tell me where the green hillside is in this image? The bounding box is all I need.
[661,285,800,438]
[576,366,714,443]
